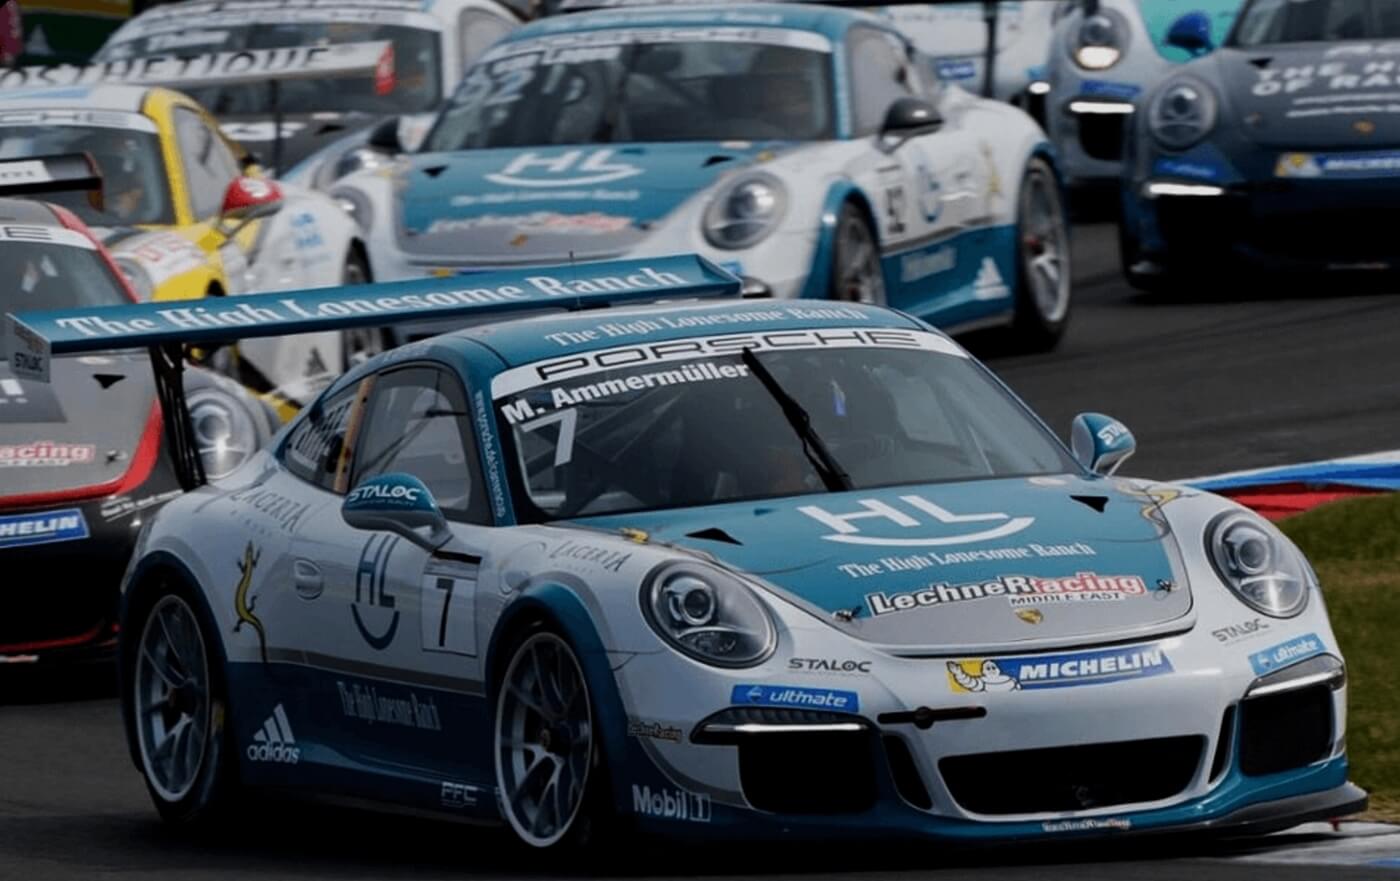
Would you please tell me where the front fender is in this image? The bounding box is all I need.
[796,179,874,300]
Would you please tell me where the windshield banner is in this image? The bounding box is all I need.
[2,255,740,382]
[0,39,392,89]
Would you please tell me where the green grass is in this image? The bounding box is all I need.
[1281,492,1400,822]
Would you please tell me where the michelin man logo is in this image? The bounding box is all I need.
[947,659,1020,692]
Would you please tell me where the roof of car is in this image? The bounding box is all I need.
[514,2,886,41]
[449,298,929,368]
[0,197,62,226]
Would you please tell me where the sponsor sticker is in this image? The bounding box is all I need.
[1043,817,1131,833]
[0,441,95,467]
[1249,633,1327,676]
[1276,150,1400,179]
[838,542,1097,579]
[787,657,872,674]
[1153,157,1223,181]
[731,684,859,712]
[1212,617,1271,644]
[946,643,1172,693]
[0,508,89,549]
[868,572,1149,617]
[800,493,1034,549]
[936,59,977,81]
[1080,80,1140,100]
[631,784,711,822]
[247,704,300,764]
[627,719,683,742]
[336,679,443,731]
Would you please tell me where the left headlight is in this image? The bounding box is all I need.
[703,173,787,250]
[1073,9,1127,70]
[641,562,777,668]
[188,387,259,480]
[1149,77,1219,151]
[113,255,156,301]
[332,186,374,233]
[1206,511,1311,618]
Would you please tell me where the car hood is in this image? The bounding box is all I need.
[1214,43,1400,149]
[393,141,794,263]
[0,353,157,505]
[574,475,1195,654]
[219,113,383,171]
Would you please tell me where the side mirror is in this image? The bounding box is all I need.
[1166,11,1214,56]
[342,473,450,551]
[879,96,943,151]
[219,176,284,234]
[1070,412,1136,476]
[366,116,403,154]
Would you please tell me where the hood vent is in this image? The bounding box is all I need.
[1071,494,1109,512]
[686,527,742,545]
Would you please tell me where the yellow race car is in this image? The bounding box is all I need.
[0,82,374,411]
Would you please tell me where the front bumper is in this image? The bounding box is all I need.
[1046,77,1143,186]
[611,627,1359,842]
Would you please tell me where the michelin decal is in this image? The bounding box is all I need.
[946,643,1173,693]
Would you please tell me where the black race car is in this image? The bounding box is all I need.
[1121,0,1400,288]
[0,155,275,664]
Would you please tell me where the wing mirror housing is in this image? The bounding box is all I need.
[1071,412,1136,476]
[1166,11,1214,56]
[367,115,404,154]
[879,96,943,152]
[342,473,451,551]
[218,176,284,236]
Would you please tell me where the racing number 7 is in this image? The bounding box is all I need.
[420,565,478,656]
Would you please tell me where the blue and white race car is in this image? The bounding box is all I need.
[1121,0,1400,286]
[1,255,1364,847]
[333,1,1074,351]
[1046,0,1245,192]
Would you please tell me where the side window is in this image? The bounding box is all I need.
[351,365,491,525]
[282,384,359,491]
[457,11,514,69]
[172,107,241,219]
[848,29,921,136]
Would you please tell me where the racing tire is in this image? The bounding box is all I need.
[339,249,391,369]
[1009,157,1073,352]
[121,577,241,828]
[493,625,616,852]
[828,202,887,305]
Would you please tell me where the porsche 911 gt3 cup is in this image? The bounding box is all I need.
[1122,0,1400,286]
[91,0,528,182]
[334,1,1074,351]
[1,253,1364,846]
[1046,0,1244,192]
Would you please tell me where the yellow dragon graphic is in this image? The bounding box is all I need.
[233,541,267,663]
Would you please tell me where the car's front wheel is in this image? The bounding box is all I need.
[124,583,239,826]
[829,202,887,305]
[493,628,610,850]
[1010,157,1072,351]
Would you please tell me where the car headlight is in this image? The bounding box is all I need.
[187,387,259,480]
[641,562,776,667]
[114,256,156,301]
[1206,511,1310,618]
[703,173,786,250]
[332,187,374,233]
[1150,77,1219,151]
[1073,10,1127,70]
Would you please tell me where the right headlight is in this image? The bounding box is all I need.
[641,561,777,668]
[1149,77,1219,151]
[1073,10,1128,70]
[703,173,787,250]
[1206,511,1311,618]
[188,387,259,480]
[113,255,156,301]
[331,187,374,233]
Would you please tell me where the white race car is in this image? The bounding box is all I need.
[1,255,1364,850]
[1045,0,1245,192]
[93,0,529,185]
[332,0,1075,352]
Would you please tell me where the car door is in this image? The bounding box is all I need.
[283,361,498,810]
[846,28,993,319]
[169,104,251,292]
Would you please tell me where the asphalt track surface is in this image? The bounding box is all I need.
[6,224,1400,880]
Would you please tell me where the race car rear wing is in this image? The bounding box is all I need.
[2,254,741,489]
[0,40,395,175]
[0,153,103,208]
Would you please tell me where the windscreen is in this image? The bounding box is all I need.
[1230,0,1400,45]
[98,21,442,114]
[2,234,132,312]
[0,121,172,226]
[491,328,1077,522]
[423,27,836,151]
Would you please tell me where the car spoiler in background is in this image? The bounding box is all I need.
[0,153,104,210]
[547,0,1057,99]
[2,254,742,489]
[0,40,395,175]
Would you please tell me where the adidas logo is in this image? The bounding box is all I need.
[0,378,28,406]
[973,257,1010,300]
[247,704,300,764]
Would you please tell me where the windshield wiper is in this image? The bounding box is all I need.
[740,348,852,493]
